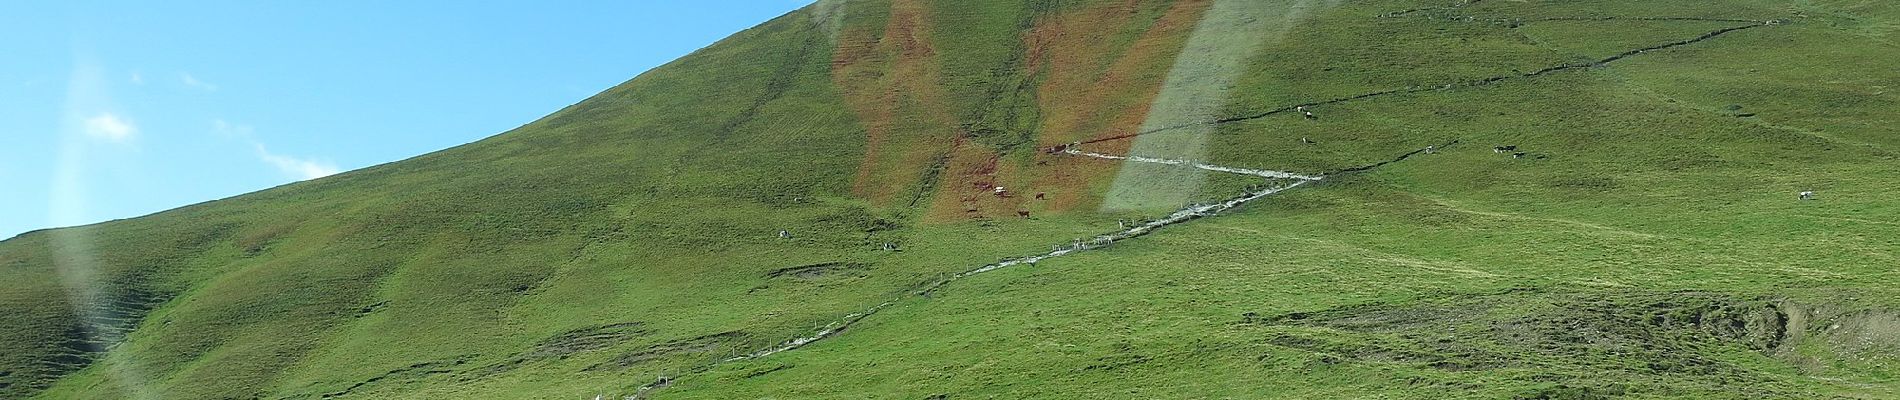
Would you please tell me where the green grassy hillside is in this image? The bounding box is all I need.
[3,0,1897,399]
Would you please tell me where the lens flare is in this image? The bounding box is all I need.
[1104,0,1336,212]
[50,57,155,399]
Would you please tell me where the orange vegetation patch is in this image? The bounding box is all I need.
[1024,0,1213,213]
[923,138,1001,221]
[835,0,964,208]
[921,136,1060,222]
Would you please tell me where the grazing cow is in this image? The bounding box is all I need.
[778,229,791,239]
[1301,137,1316,145]
[993,186,1008,197]
[1799,191,1816,201]
[1017,210,1031,218]
[1512,152,1527,159]
[1425,145,1436,154]
[1493,145,1517,154]
[1035,192,1047,200]
[1302,111,1318,120]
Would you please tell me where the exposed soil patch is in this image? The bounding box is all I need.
[1079,353,1152,372]
[321,357,473,399]
[353,300,389,318]
[1241,289,1895,397]
[1778,303,1900,368]
[741,364,793,379]
[764,262,870,280]
[462,322,651,380]
[587,331,747,372]
[526,322,653,359]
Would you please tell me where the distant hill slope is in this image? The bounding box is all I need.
[4,0,1898,398]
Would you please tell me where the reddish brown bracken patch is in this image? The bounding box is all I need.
[833,0,1214,222]
[835,0,965,208]
[922,138,1045,222]
[1024,0,1213,213]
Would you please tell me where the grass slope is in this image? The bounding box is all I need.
[2,0,1897,399]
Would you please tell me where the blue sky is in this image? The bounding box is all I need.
[0,1,811,239]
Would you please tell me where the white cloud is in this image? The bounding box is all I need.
[129,71,144,85]
[218,119,339,180]
[180,72,217,91]
[254,143,339,180]
[82,113,136,143]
